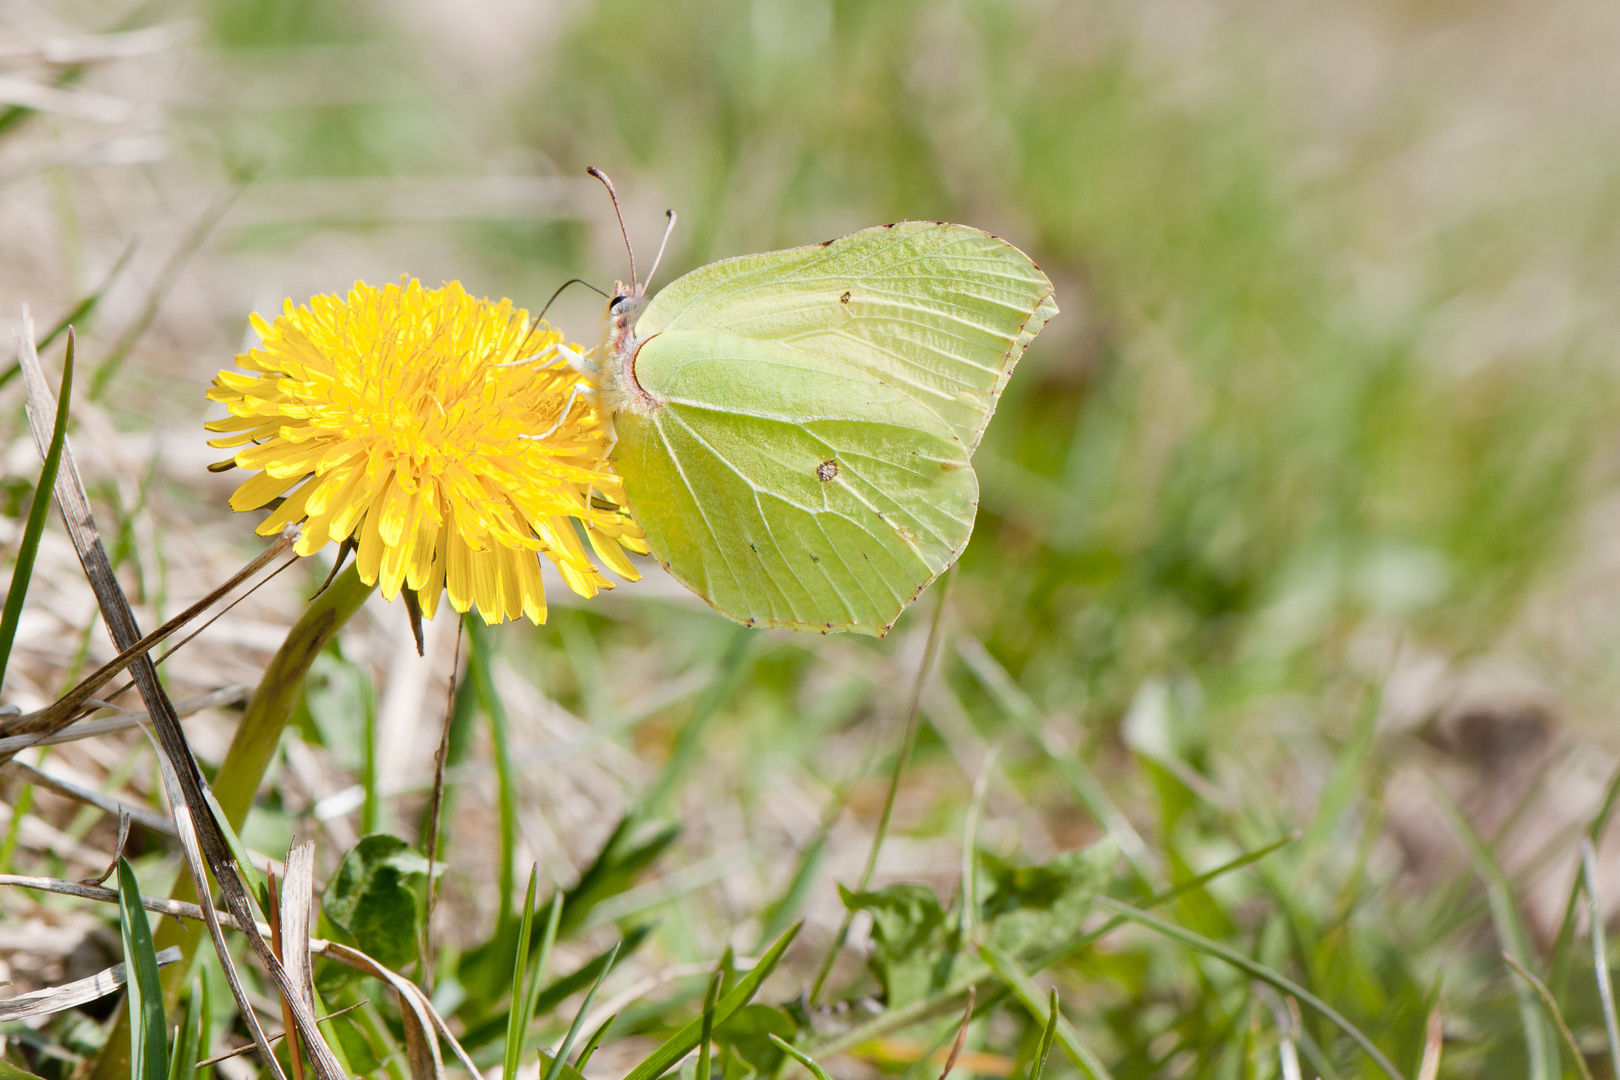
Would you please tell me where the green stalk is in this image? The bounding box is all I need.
[91,563,374,1080]
[359,671,379,835]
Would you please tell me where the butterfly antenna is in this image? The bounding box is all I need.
[536,277,610,321]
[586,166,637,287]
[645,210,678,290]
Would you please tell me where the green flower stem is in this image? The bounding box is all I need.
[91,562,374,1080]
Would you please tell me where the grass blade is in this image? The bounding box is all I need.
[623,922,801,1080]
[1092,897,1407,1080]
[1583,839,1620,1079]
[1431,785,1556,1080]
[167,975,207,1080]
[525,893,563,1024]
[40,238,137,352]
[636,626,753,817]
[200,786,268,911]
[1502,952,1595,1080]
[572,1013,616,1074]
[1030,989,1059,1080]
[117,858,170,1080]
[811,584,948,1004]
[979,944,1112,1080]
[0,945,180,1021]
[696,969,722,1080]
[768,1037,833,1080]
[502,867,540,1080]
[957,634,1159,888]
[90,185,240,400]
[542,940,620,1080]
[0,327,72,687]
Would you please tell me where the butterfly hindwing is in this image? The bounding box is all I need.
[616,334,976,633]
[614,222,1055,635]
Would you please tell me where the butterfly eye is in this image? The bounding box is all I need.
[610,295,627,314]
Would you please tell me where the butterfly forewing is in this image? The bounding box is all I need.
[613,221,1055,635]
[636,221,1057,452]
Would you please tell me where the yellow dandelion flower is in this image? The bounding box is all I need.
[205,278,647,625]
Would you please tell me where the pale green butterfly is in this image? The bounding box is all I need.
[580,169,1057,637]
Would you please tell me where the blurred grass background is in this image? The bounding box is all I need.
[6,0,1620,1078]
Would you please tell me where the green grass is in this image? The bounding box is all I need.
[3,2,1620,1080]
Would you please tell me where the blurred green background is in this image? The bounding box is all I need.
[8,0,1620,1078]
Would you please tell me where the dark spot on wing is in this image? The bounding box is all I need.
[749,542,758,553]
[927,219,945,225]
[816,459,839,483]
[820,238,835,247]
[882,222,896,229]
[941,461,960,472]
[810,554,820,563]
[839,290,851,305]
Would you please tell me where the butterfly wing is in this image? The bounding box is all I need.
[615,221,1056,635]
[637,221,1057,453]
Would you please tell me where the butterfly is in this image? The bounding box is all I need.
[581,168,1057,637]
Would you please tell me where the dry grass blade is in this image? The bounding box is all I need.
[91,183,244,399]
[1416,1008,1442,1080]
[322,941,482,1080]
[14,310,344,1080]
[1,761,176,837]
[0,685,252,756]
[937,985,977,1080]
[278,842,319,1080]
[196,1004,366,1070]
[422,617,465,979]
[0,946,180,1021]
[81,810,132,886]
[0,534,293,754]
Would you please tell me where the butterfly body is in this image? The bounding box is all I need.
[592,219,1056,636]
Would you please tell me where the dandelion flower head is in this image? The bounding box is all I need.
[206,278,646,624]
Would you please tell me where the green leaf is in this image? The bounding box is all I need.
[321,834,431,971]
[0,1058,46,1080]
[117,857,169,1080]
[838,883,957,1010]
[978,843,1113,956]
[621,923,801,1080]
[711,1005,796,1075]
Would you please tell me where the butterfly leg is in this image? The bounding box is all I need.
[525,383,589,442]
